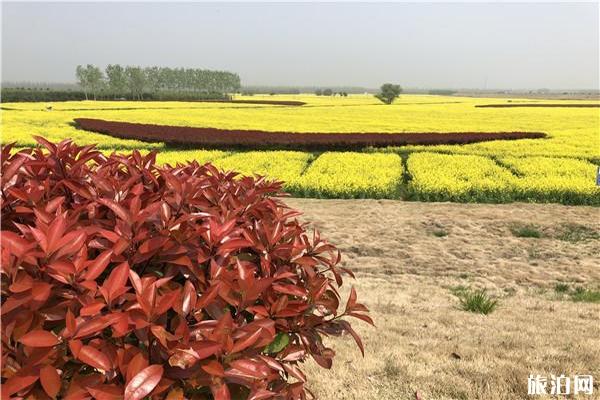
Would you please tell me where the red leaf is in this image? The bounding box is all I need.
[1,153,27,185]
[9,274,33,293]
[348,312,375,326]
[85,249,113,280]
[124,364,164,400]
[65,309,77,337]
[97,198,132,224]
[339,320,364,357]
[1,231,34,258]
[74,316,113,339]
[19,330,59,347]
[80,301,106,317]
[248,389,276,400]
[78,345,113,371]
[210,383,231,400]
[33,135,57,152]
[2,371,39,397]
[272,284,307,297]
[68,339,83,357]
[46,213,67,254]
[102,261,130,302]
[39,365,61,398]
[190,340,222,359]
[126,352,149,384]
[31,282,52,303]
[345,286,357,313]
[217,238,252,255]
[283,363,306,382]
[55,230,87,259]
[86,384,124,400]
[179,280,196,316]
[138,236,169,254]
[230,328,264,354]
[201,360,225,377]
[128,269,143,294]
[168,348,199,369]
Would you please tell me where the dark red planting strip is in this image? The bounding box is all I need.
[203,99,306,106]
[74,118,547,150]
[476,104,600,108]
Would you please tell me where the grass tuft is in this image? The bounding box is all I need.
[453,288,498,315]
[555,223,599,243]
[510,224,543,238]
[433,229,448,237]
[554,283,570,293]
[570,287,600,303]
[381,357,403,379]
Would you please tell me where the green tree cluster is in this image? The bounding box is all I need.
[76,64,241,100]
[375,83,402,104]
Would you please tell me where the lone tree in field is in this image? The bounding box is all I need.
[375,83,402,104]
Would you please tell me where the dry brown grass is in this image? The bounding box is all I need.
[285,199,600,400]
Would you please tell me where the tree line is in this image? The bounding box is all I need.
[75,64,241,100]
[314,89,348,97]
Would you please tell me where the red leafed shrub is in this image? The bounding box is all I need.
[0,138,372,400]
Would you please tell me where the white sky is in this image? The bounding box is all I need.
[2,2,599,89]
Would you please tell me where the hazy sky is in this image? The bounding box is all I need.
[2,2,598,89]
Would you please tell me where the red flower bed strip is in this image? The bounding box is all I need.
[476,104,600,108]
[74,118,547,150]
[203,99,306,106]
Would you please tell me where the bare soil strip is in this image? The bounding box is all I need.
[74,118,546,150]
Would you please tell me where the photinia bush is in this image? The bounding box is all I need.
[0,138,372,400]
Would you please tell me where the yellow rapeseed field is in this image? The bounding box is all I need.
[1,94,599,204]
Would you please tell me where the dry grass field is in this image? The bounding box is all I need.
[285,199,600,400]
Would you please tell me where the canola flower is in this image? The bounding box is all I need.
[2,94,599,204]
[407,152,518,202]
[156,149,229,166]
[502,156,600,205]
[288,152,403,198]
[212,151,313,186]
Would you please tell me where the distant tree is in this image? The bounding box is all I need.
[77,64,242,100]
[323,88,333,96]
[315,89,322,96]
[342,92,348,97]
[75,64,104,100]
[125,66,146,100]
[86,66,104,101]
[144,66,162,96]
[105,64,127,98]
[228,73,242,93]
[375,83,402,104]
[75,65,89,100]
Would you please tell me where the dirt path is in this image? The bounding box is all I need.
[284,199,600,399]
